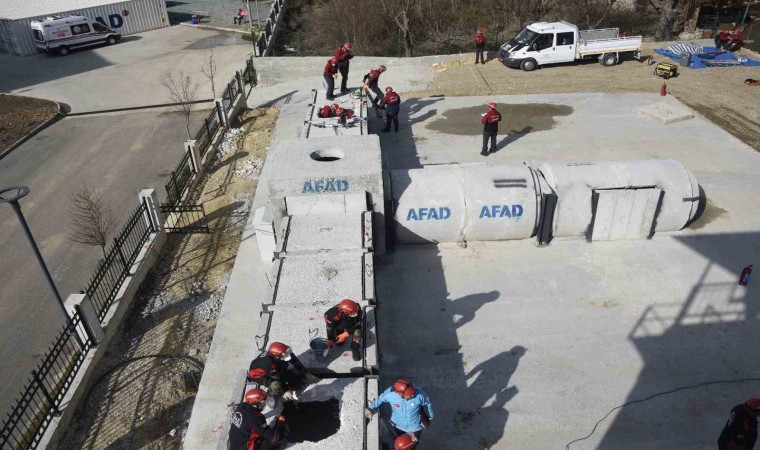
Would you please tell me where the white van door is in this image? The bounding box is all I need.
[531,33,560,64]
[554,31,576,63]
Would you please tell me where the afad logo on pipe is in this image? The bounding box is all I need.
[479,204,523,219]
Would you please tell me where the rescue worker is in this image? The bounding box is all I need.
[324,57,339,100]
[229,389,287,450]
[362,65,387,105]
[715,27,731,50]
[480,102,501,156]
[475,29,487,64]
[248,342,316,406]
[333,42,354,94]
[382,86,401,133]
[317,104,336,118]
[717,398,760,450]
[729,24,744,52]
[324,299,363,361]
[395,433,419,449]
[365,379,434,443]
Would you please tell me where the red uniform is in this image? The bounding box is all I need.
[318,105,334,118]
[481,108,501,155]
[732,28,744,43]
[333,46,353,92]
[475,31,487,63]
[324,60,338,77]
[475,35,487,47]
[333,47,351,64]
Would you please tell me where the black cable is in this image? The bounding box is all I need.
[565,376,760,450]
[83,354,204,406]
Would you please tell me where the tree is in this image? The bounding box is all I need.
[378,0,421,56]
[67,184,116,257]
[650,0,679,41]
[201,48,218,98]
[161,70,199,139]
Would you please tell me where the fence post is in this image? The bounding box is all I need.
[139,189,164,232]
[65,293,104,345]
[186,139,202,175]
[32,370,61,415]
[171,170,181,202]
[214,98,229,128]
[236,70,244,95]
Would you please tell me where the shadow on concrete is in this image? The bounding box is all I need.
[492,126,533,153]
[376,245,523,449]
[0,52,114,93]
[256,90,299,108]
[588,232,760,449]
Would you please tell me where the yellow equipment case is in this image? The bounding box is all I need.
[654,62,678,79]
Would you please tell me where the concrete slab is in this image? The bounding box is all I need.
[266,134,386,252]
[276,212,372,256]
[636,101,695,124]
[305,89,368,138]
[269,253,373,305]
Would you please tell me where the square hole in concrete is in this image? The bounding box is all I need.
[282,399,341,443]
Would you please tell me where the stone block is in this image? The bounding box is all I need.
[275,212,372,257]
[636,102,695,125]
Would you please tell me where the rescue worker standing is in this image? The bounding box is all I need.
[718,398,759,450]
[362,65,387,105]
[323,57,339,100]
[365,379,434,443]
[229,389,287,450]
[324,299,363,361]
[333,42,354,94]
[475,29,487,64]
[248,342,316,406]
[382,87,401,133]
[480,102,501,156]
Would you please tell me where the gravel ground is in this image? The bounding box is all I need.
[59,108,278,450]
[411,43,760,150]
[0,95,58,154]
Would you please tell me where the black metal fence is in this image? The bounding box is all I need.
[165,150,194,207]
[0,310,93,449]
[160,203,210,233]
[195,108,221,159]
[243,56,258,87]
[86,200,154,322]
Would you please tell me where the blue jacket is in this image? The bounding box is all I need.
[369,387,434,432]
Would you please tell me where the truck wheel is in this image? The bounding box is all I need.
[601,53,617,66]
[58,46,69,56]
[107,36,117,45]
[520,58,538,71]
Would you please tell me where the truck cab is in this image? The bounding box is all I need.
[31,15,120,56]
[499,21,641,71]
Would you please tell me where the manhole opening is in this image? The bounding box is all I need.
[310,148,345,162]
[282,398,340,443]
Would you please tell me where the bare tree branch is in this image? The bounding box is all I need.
[161,70,199,139]
[67,184,116,257]
[200,48,217,98]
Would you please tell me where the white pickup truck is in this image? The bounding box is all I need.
[499,21,642,71]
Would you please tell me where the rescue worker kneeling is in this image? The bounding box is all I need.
[324,299,363,361]
[248,342,318,407]
[229,389,287,450]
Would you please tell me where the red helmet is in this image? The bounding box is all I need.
[338,299,359,317]
[477,28,484,35]
[394,433,418,450]
[378,65,387,72]
[268,342,292,361]
[747,398,760,412]
[244,388,267,405]
[343,42,353,50]
[385,86,394,93]
[330,57,338,65]
[392,379,416,399]
[334,105,344,113]
[488,102,497,109]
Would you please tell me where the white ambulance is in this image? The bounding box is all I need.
[30,15,121,56]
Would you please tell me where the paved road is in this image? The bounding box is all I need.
[0,26,252,112]
[0,109,208,413]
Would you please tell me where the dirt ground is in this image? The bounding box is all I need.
[0,94,58,154]
[411,43,760,150]
[59,107,278,450]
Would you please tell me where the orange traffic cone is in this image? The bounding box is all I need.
[660,82,667,96]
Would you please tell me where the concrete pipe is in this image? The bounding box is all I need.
[538,159,701,239]
[391,164,540,243]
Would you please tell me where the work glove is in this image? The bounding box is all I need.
[336,331,350,344]
[364,408,374,419]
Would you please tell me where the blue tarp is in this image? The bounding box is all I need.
[654,46,760,69]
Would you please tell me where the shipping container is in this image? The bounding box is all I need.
[0,0,169,56]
